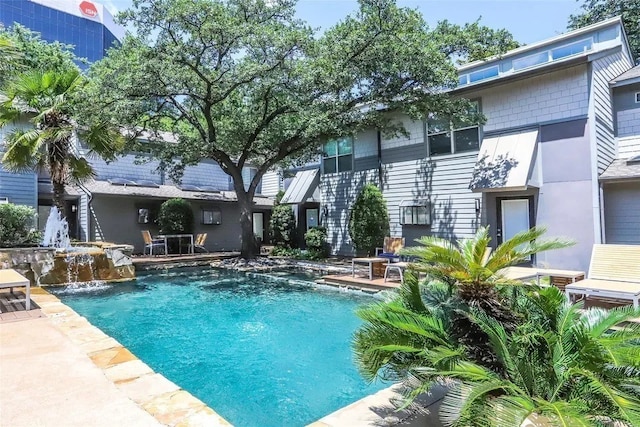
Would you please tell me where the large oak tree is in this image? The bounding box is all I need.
[83,0,517,258]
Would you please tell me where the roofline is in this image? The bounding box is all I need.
[611,76,640,88]
[457,16,624,72]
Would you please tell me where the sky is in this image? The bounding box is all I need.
[101,0,585,45]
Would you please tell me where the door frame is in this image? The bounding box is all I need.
[495,195,535,246]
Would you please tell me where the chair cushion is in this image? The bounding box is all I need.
[379,252,399,259]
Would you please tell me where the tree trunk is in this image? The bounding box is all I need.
[52,181,66,219]
[236,190,258,259]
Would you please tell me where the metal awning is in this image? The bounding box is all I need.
[469,129,539,192]
[280,169,320,204]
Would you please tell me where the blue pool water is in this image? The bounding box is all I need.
[50,269,387,427]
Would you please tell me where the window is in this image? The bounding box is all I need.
[513,51,549,71]
[551,39,592,60]
[427,101,481,156]
[635,92,640,103]
[469,66,499,83]
[202,208,222,225]
[137,208,151,224]
[400,201,431,226]
[322,138,352,174]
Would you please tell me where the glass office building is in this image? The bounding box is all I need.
[0,0,124,63]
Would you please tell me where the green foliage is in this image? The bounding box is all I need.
[304,226,328,258]
[0,25,77,86]
[270,203,296,248]
[568,0,640,61]
[157,198,194,235]
[348,184,389,256]
[354,274,640,426]
[270,246,301,258]
[82,0,516,256]
[0,203,41,248]
[0,65,125,214]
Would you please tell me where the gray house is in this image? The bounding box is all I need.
[307,17,635,272]
[0,125,277,253]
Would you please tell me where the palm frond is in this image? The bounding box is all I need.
[1,128,45,172]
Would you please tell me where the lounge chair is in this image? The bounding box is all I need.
[376,237,405,262]
[141,230,166,256]
[192,233,209,253]
[565,244,640,308]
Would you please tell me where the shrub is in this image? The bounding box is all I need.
[270,197,296,248]
[348,184,389,256]
[0,203,41,248]
[270,246,301,257]
[157,198,194,234]
[304,226,328,258]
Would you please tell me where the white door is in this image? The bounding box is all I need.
[252,212,264,242]
[500,199,530,243]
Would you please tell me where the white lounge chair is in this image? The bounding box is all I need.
[565,244,640,308]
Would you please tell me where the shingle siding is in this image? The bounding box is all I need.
[91,153,164,183]
[477,65,589,132]
[617,108,640,138]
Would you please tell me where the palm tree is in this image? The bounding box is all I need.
[354,279,640,426]
[0,68,124,217]
[401,226,573,369]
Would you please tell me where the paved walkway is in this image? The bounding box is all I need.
[0,317,161,427]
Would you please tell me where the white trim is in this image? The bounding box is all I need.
[457,17,622,72]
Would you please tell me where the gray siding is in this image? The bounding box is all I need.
[0,166,37,207]
[618,136,640,158]
[384,154,480,243]
[604,181,640,244]
[320,170,378,255]
[0,122,37,207]
[177,161,230,190]
[91,153,164,183]
[90,195,245,253]
[381,143,426,164]
[591,52,633,172]
[261,171,282,196]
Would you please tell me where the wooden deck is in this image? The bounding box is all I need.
[0,289,45,323]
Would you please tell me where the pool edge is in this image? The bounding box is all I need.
[29,287,233,427]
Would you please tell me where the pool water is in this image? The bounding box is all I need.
[50,268,387,427]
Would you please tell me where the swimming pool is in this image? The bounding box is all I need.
[50,268,387,427]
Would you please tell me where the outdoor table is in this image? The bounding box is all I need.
[352,257,389,281]
[156,234,194,256]
[0,269,31,310]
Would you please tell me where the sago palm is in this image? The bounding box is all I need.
[0,68,124,216]
[402,226,572,368]
[354,280,640,426]
[432,287,640,427]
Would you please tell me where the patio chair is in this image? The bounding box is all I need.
[375,237,405,262]
[192,233,209,253]
[565,244,640,308]
[141,230,166,256]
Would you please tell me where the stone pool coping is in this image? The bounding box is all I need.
[28,287,232,427]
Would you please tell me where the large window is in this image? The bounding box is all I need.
[322,138,352,174]
[427,101,480,156]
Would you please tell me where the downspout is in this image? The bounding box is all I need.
[377,129,383,189]
[76,181,93,243]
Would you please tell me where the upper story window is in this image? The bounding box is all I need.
[427,101,481,156]
[322,138,352,174]
[635,92,640,103]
